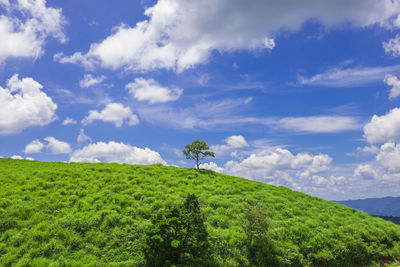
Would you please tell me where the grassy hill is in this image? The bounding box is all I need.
[0,158,400,266]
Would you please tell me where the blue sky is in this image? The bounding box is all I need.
[2,0,400,200]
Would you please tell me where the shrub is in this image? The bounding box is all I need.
[144,194,211,266]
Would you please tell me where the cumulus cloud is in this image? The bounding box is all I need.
[0,0,66,62]
[363,108,400,143]
[200,146,334,194]
[383,35,400,57]
[10,155,34,160]
[70,141,166,165]
[202,148,332,178]
[23,136,71,154]
[376,142,400,173]
[384,74,400,99]
[79,74,106,88]
[225,135,249,148]
[44,136,71,154]
[24,139,44,154]
[210,135,249,156]
[77,129,91,143]
[353,142,400,181]
[126,78,182,103]
[62,117,77,125]
[199,162,224,172]
[223,148,332,180]
[55,0,400,72]
[0,74,57,135]
[82,102,139,127]
[353,164,378,180]
[352,111,400,181]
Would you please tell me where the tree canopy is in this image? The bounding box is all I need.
[144,194,210,266]
[183,140,215,169]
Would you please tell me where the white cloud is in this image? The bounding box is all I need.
[70,141,166,165]
[24,139,44,154]
[0,0,9,7]
[384,74,400,99]
[222,148,332,181]
[199,147,333,193]
[0,74,57,135]
[383,35,400,57]
[394,14,400,28]
[126,78,182,103]
[225,135,249,148]
[79,74,106,88]
[210,135,249,157]
[62,117,77,125]
[0,0,66,62]
[353,164,379,180]
[56,0,400,72]
[77,129,91,143]
[138,98,360,133]
[244,97,253,104]
[376,142,400,173]
[358,145,380,154]
[232,62,239,70]
[209,144,230,156]
[353,142,400,181]
[201,147,361,200]
[274,116,361,133]
[299,65,400,87]
[82,102,139,127]
[10,155,34,160]
[54,52,95,70]
[347,145,380,156]
[44,136,71,154]
[137,98,248,129]
[263,38,275,50]
[363,108,400,143]
[351,111,400,183]
[199,162,224,172]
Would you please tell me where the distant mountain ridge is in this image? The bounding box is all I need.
[337,196,400,217]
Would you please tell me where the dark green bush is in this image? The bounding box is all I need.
[144,194,211,266]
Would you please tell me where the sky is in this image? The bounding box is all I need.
[1,0,400,200]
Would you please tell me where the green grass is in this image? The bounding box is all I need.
[0,158,400,266]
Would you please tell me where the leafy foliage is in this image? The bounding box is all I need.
[0,158,400,266]
[374,215,400,225]
[144,194,210,266]
[242,204,280,266]
[183,140,215,169]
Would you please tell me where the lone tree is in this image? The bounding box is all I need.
[183,140,215,169]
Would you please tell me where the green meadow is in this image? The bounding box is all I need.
[0,158,400,266]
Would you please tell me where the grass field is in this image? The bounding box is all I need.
[0,158,400,266]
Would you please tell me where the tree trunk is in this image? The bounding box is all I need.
[196,154,199,169]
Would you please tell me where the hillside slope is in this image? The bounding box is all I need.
[0,158,400,266]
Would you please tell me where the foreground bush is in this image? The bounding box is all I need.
[144,194,211,266]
